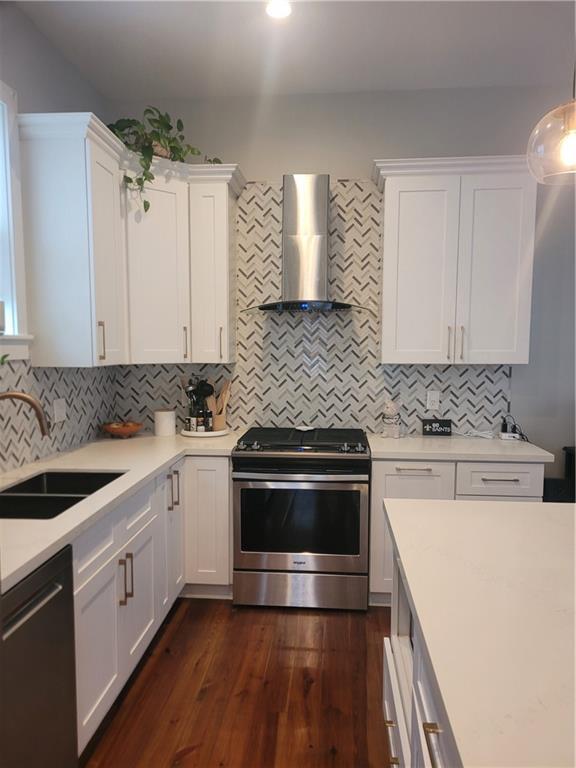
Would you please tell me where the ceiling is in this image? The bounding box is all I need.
[19,1,575,100]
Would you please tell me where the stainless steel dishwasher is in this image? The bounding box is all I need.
[0,545,78,768]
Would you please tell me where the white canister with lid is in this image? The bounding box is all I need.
[154,409,176,437]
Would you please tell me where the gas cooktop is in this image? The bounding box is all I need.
[233,427,369,455]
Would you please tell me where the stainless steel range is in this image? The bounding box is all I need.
[232,427,370,610]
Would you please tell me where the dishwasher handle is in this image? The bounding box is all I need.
[2,581,63,641]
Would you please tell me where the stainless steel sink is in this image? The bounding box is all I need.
[0,471,124,496]
[0,471,124,519]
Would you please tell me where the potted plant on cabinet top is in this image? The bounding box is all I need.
[108,106,220,211]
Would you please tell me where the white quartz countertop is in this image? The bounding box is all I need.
[384,498,575,768]
[0,431,241,592]
[368,434,554,462]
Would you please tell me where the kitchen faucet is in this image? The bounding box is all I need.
[0,391,51,436]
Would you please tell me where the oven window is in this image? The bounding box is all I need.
[240,488,360,555]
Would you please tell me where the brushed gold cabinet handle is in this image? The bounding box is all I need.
[383,720,400,765]
[119,558,128,606]
[173,469,181,506]
[98,320,106,361]
[219,326,223,360]
[481,476,520,483]
[423,721,442,768]
[126,552,134,599]
[395,466,433,472]
[447,325,452,361]
[183,326,188,359]
[460,325,465,360]
[167,473,174,511]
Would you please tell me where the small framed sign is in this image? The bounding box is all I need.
[421,418,452,436]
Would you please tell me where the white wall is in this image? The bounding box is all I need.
[111,87,575,475]
[0,3,109,117]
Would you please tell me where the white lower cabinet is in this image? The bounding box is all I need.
[74,554,122,753]
[166,460,186,605]
[118,517,158,680]
[385,557,462,768]
[370,459,545,597]
[74,466,185,755]
[185,457,231,586]
[370,461,455,595]
[383,638,411,767]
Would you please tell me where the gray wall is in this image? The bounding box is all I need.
[109,86,569,182]
[0,3,109,117]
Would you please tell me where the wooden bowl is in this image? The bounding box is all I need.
[101,421,143,439]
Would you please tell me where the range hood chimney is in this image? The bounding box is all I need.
[257,174,354,311]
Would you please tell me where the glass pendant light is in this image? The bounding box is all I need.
[527,68,576,185]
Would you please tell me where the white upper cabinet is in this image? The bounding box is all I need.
[19,113,128,367]
[125,169,190,363]
[189,176,241,363]
[456,173,536,364]
[126,165,243,364]
[381,175,460,364]
[374,157,537,365]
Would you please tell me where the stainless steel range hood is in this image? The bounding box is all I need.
[257,174,355,312]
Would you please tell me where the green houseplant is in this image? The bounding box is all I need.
[108,107,210,212]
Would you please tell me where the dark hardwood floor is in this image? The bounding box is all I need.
[85,599,391,768]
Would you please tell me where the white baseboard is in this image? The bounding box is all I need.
[180,583,233,600]
[369,592,391,607]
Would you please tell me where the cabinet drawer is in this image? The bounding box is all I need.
[73,507,119,591]
[378,461,455,499]
[73,482,156,590]
[383,638,411,767]
[412,639,462,768]
[456,462,544,497]
[122,482,156,536]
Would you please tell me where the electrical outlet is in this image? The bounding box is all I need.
[53,398,67,423]
[426,390,441,411]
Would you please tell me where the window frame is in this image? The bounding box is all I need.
[0,79,31,360]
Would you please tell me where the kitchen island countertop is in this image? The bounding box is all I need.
[384,497,575,767]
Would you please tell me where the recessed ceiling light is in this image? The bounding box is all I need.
[266,0,292,19]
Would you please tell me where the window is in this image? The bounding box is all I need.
[0,79,29,355]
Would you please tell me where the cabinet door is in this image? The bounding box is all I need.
[118,516,158,680]
[381,176,460,363]
[87,140,128,365]
[185,457,230,585]
[154,476,170,620]
[168,460,185,602]
[126,176,190,363]
[74,555,122,753]
[456,173,536,364]
[370,462,455,594]
[189,183,233,363]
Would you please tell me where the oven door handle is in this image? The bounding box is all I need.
[232,472,369,482]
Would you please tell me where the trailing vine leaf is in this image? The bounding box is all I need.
[108,106,208,212]
[0,354,10,365]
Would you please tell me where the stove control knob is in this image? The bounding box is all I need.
[341,442,350,453]
[252,440,261,451]
[355,443,365,453]
[237,440,247,451]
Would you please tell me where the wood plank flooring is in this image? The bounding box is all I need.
[85,600,391,768]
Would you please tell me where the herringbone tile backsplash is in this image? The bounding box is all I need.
[116,181,510,433]
[1,179,510,472]
[0,360,117,472]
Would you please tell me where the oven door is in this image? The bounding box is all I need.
[233,478,369,574]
